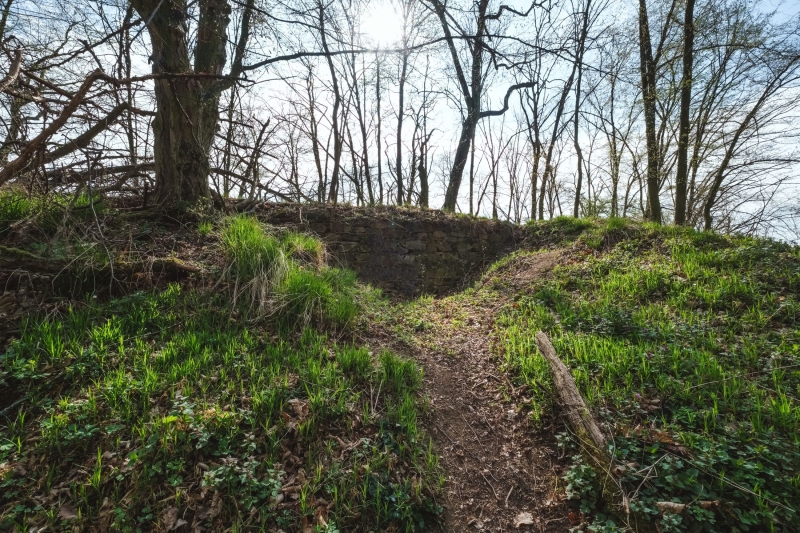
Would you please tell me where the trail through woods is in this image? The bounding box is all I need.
[371,250,572,532]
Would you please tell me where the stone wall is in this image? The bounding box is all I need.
[255,204,523,296]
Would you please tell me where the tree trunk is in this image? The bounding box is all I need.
[0,94,22,166]
[674,0,695,225]
[376,57,384,204]
[572,0,591,218]
[355,55,374,205]
[0,0,13,41]
[131,0,233,206]
[418,159,429,208]
[319,1,342,204]
[468,132,476,215]
[637,0,671,223]
[395,51,409,205]
[307,71,326,202]
[534,332,607,452]
[443,114,477,211]
[433,0,489,212]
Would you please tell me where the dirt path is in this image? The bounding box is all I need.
[376,250,573,532]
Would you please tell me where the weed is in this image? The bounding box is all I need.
[197,220,213,236]
[219,215,358,329]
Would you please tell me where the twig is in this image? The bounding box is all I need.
[504,485,514,508]
[0,396,26,418]
[480,470,499,500]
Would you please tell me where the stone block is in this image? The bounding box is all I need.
[405,240,426,252]
[336,241,359,252]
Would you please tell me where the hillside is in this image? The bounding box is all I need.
[1,197,799,532]
[407,217,800,532]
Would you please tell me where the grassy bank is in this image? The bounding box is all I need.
[497,219,800,532]
[0,215,441,532]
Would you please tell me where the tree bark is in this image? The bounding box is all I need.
[317,1,343,204]
[395,51,409,205]
[637,0,663,223]
[674,0,695,225]
[572,0,591,218]
[130,0,235,206]
[534,332,607,454]
[376,57,384,204]
[431,0,489,212]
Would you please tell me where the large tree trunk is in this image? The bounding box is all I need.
[131,0,231,206]
[443,114,477,211]
[674,0,695,225]
[637,0,663,223]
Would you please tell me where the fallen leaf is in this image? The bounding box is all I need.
[59,503,78,521]
[196,491,223,520]
[208,491,222,518]
[162,506,178,530]
[514,511,535,528]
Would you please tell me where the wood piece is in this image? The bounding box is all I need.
[0,246,201,278]
[534,331,607,455]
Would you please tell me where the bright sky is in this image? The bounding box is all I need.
[361,0,404,46]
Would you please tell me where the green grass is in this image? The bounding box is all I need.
[525,215,598,246]
[197,220,213,236]
[220,216,358,329]
[0,214,440,531]
[0,190,105,239]
[0,284,441,532]
[496,221,800,531]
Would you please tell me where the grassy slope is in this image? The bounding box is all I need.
[493,218,800,532]
[4,191,799,532]
[0,213,442,532]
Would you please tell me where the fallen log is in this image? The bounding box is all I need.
[0,245,202,285]
[534,331,608,460]
[535,331,657,531]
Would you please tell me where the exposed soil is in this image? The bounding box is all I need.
[370,250,574,532]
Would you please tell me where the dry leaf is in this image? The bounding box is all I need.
[567,511,581,525]
[197,491,223,520]
[162,506,179,530]
[208,491,222,518]
[514,511,535,528]
[59,503,78,520]
[288,398,310,419]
